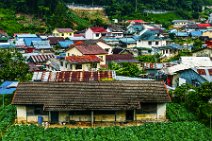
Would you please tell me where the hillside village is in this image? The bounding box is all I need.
[0,3,212,140]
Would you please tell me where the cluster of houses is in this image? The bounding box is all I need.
[1,17,212,125]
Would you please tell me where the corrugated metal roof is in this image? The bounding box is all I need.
[32,71,115,82]
[0,81,18,95]
[180,57,212,67]
[16,34,37,38]
[29,54,55,63]
[32,40,51,49]
[24,37,42,47]
[119,38,136,44]
[58,40,74,48]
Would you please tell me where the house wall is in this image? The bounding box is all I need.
[137,40,167,48]
[17,104,167,123]
[69,111,126,122]
[172,70,207,87]
[202,31,212,38]
[27,115,49,123]
[85,28,102,40]
[16,105,27,123]
[52,30,74,38]
[96,54,106,65]
[136,103,166,120]
[157,103,166,119]
[126,43,137,48]
[97,42,113,55]
[61,61,100,71]
[192,49,212,58]
[66,48,83,56]
[59,112,69,122]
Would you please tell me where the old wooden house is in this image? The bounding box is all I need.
[13,81,170,124]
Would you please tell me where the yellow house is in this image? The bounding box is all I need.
[66,45,108,65]
[52,28,74,38]
[202,31,212,38]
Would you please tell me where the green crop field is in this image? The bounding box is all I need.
[2,122,212,141]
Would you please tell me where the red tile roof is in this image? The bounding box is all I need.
[127,20,145,23]
[197,23,211,28]
[65,55,101,64]
[48,37,65,45]
[56,28,73,33]
[205,40,212,48]
[90,27,107,33]
[73,45,108,55]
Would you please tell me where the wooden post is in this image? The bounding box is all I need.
[114,111,117,125]
[49,111,51,123]
[91,111,94,127]
[133,110,136,121]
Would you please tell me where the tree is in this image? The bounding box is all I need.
[108,62,141,77]
[0,49,29,81]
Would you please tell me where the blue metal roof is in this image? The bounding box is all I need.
[0,81,18,95]
[119,38,136,44]
[190,30,202,37]
[58,40,74,48]
[175,32,189,37]
[103,38,119,42]
[24,38,42,47]
[0,43,15,49]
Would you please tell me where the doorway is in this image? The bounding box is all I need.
[126,110,134,121]
[51,111,59,123]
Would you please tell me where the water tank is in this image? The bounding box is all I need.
[38,116,43,125]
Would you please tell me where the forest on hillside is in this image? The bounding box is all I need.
[0,0,90,31]
[65,0,212,19]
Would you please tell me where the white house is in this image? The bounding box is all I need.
[85,27,108,40]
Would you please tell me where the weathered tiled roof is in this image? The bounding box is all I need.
[90,27,107,33]
[32,40,51,49]
[48,37,65,45]
[72,45,108,55]
[65,55,101,64]
[106,54,138,63]
[13,81,170,111]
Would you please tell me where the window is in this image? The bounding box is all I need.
[99,56,104,62]
[105,49,109,52]
[67,53,70,56]
[197,69,206,75]
[155,41,159,45]
[91,63,97,68]
[136,103,157,114]
[27,105,48,115]
[76,64,82,70]
[96,33,100,37]
[148,41,152,45]
[61,33,64,36]
[69,33,72,36]
[65,63,68,68]
[60,61,63,67]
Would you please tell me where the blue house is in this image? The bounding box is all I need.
[58,40,74,48]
